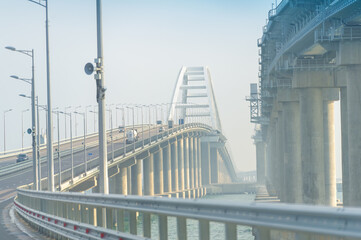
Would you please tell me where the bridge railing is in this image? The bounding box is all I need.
[15,188,361,240]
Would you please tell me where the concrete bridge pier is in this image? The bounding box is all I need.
[276,106,285,202]
[183,137,190,197]
[299,87,325,205]
[170,139,179,194]
[277,89,302,204]
[188,136,195,197]
[154,149,164,195]
[337,41,361,207]
[340,87,349,206]
[322,89,338,207]
[210,144,219,184]
[163,144,172,194]
[255,139,265,185]
[131,160,142,196]
[178,137,185,198]
[143,155,154,195]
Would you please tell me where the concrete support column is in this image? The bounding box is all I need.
[188,137,194,189]
[143,155,154,196]
[340,87,349,206]
[193,137,199,188]
[210,146,219,184]
[171,141,179,192]
[255,140,266,184]
[197,137,202,187]
[323,99,336,206]
[131,160,142,196]
[178,138,185,193]
[300,88,325,205]
[346,65,361,207]
[184,137,190,190]
[154,150,164,195]
[282,101,302,203]
[127,167,131,195]
[275,110,285,202]
[201,142,211,185]
[163,145,172,193]
[119,167,127,195]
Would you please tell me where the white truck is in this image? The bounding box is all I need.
[126,129,138,144]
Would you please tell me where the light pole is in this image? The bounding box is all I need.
[106,109,114,161]
[3,109,13,153]
[147,105,151,145]
[59,111,73,181]
[126,106,135,152]
[54,110,61,190]
[21,109,29,152]
[135,105,144,148]
[74,105,81,137]
[74,111,87,174]
[64,106,71,139]
[6,46,38,190]
[89,110,98,133]
[116,107,126,156]
[28,0,54,192]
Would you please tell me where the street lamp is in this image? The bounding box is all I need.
[53,110,61,190]
[28,0,55,192]
[3,109,13,153]
[116,107,126,157]
[64,106,72,139]
[6,46,38,190]
[74,105,81,137]
[126,106,135,152]
[59,111,74,181]
[89,110,98,133]
[135,105,144,148]
[21,109,30,152]
[74,111,87,174]
[19,94,42,189]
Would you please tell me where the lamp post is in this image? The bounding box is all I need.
[106,109,114,161]
[6,46,38,190]
[54,110,61,190]
[59,111,73,181]
[126,106,135,152]
[3,109,13,153]
[74,105,81,137]
[21,109,30,152]
[64,106,71,139]
[89,110,98,133]
[116,107,126,156]
[28,0,54,192]
[74,111,87,174]
[135,105,144,148]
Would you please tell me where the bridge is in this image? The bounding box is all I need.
[4,0,361,239]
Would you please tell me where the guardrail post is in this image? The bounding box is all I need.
[159,214,168,240]
[81,205,88,223]
[225,223,237,240]
[177,216,187,240]
[116,209,124,232]
[144,155,154,196]
[106,208,113,229]
[199,219,210,240]
[129,211,137,235]
[89,206,97,226]
[143,213,151,238]
[96,207,103,227]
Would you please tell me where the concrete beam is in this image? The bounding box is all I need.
[293,69,335,88]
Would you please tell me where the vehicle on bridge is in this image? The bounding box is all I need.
[125,129,138,144]
[16,153,29,163]
[118,126,124,133]
[159,126,165,132]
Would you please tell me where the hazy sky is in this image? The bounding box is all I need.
[1,0,342,176]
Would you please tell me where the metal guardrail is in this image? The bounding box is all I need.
[15,189,361,239]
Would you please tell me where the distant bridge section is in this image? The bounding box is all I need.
[249,0,361,208]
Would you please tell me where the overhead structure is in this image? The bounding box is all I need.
[168,66,223,132]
